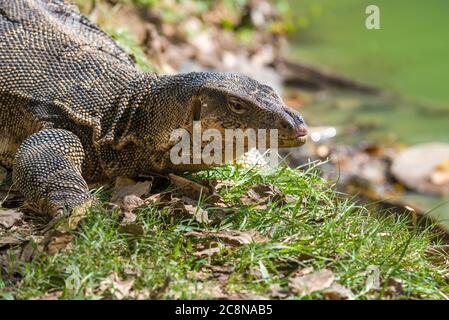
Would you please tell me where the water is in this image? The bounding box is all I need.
[287,0,449,230]
[288,0,449,144]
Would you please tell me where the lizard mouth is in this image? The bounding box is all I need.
[295,125,308,145]
[278,124,308,147]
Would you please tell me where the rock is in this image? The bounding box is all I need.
[391,143,449,195]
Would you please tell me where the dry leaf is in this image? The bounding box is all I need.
[269,283,289,299]
[185,229,268,245]
[172,196,210,224]
[169,174,211,200]
[209,265,234,272]
[122,211,137,224]
[110,177,152,210]
[364,265,380,293]
[144,193,166,206]
[323,283,354,300]
[0,209,23,229]
[210,180,236,191]
[183,203,210,224]
[45,231,74,255]
[20,236,45,261]
[37,291,63,300]
[99,272,135,300]
[384,278,404,296]
[226,291,270,300]
[241,183,285,207]
[120,195,145,212]
[0,235,23,247]
[193,246,220,257]
[289,269,335,295]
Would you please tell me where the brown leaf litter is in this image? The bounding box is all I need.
[98,272,135,300]
[0,209,23,229]
[241,183,298,209]
[288,268,354,300]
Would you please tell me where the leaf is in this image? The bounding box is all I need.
[110,177,152,211]
[225,291,270,300]
[99,272,135,300]
[122,211,137,224]
[288,269,335,295]
[0,235,23,248]
[323,283,355,300]
[20,236,45,261]
[172,196,210,224]
[169,174,211,200]
[45,231,74,255]
[269,283,289,299]
[210,180,236,191]
[193,246,220,257]
[0,209,23,229]
[364,265,380,293]
[120,195,145,212]
[37,291,63,300]
[241,183,286,207]
[183,203,210,224]
[185,229,268,245]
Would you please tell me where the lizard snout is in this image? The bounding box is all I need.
[276,108,308,147]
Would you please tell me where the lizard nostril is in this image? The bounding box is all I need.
[295,125,308,137]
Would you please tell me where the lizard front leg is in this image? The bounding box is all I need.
[12,129,92,228]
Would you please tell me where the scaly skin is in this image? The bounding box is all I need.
[0,0,308,219]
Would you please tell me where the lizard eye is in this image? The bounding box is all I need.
[228,100,247,114]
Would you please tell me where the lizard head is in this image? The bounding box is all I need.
[192,72,308,148]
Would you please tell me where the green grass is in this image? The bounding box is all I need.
[1,164,448,299]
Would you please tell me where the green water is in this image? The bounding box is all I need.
[288,0,449,143]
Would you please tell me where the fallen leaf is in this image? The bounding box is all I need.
[37,291,63,300]
[384,278,404,296]
[122,211,137,224]
[20,236,45,261]
[110,177,153,210]
[193,246,220,257]
[269,283,289,299]
[172,196,210,224]
[241,183,285,207]
[169,174,211,200]
[99,272,135,300]
[323,283,355,300]
[289,269,335,295]
[144,193,168,206]
[0,235,23,248]
[45,231,74,255]
[226,291,270,300]
[210,180,236,191]
[120,195,145,212]
[183,282,226,299]
[184,203,210,224]
[0,209,23,229]
[426,245,449,257]
[207,264,234,274]
[364,265,380,294]
[185,229,268,245]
